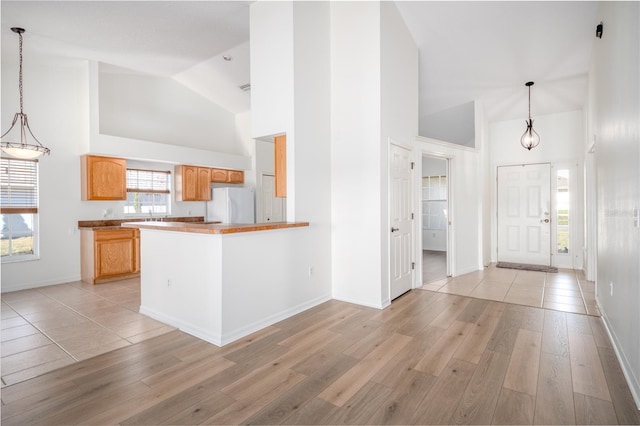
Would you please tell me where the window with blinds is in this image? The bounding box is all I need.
[124,168,171,215]
[1,158,39,260]
[1,158,38,214]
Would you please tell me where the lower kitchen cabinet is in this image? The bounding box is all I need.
[81,228,140,284]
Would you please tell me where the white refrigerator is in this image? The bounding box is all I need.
[206,187,255,224]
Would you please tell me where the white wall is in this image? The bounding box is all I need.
[99,64,238,154]
[249,1,294,140]
[1,58,93,291]
[330,2,383,308]
[330,2,418,307]
[420,101,476,148]
[415,137,483,280]
[589,0,640,406]
[249,0,333,308]
[381,1,419,303]
[489,110,585,269]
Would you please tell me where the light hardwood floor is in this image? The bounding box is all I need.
[1,289,638,425]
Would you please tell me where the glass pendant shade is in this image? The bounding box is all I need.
[1,27,50,159]
[520,118,540,150]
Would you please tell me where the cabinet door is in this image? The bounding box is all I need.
[211,168,229,183]
[197,167,212,201]
[94,230,136,278]
[181,166,199,201]
[82,155,127,200]
[228,170,244,184]
[274,135,287,197]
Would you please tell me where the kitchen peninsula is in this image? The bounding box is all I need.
[122,220,325,346]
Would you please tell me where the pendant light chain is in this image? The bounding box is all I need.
[527,83,531,119]
[0,27,51,158]
[18,29,24,115]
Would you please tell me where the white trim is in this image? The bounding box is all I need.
[598,300,640,409]
[332,295,389,310]
[141,293,331,347]
[415,135,478,153]
[1,274,83,293]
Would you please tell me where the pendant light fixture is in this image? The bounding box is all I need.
[1,27,50,159]
[520,81,540,151]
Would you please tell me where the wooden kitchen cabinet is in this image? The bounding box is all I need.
[80,228,140,284]
[228,170,244,183]
[210,168,229,183]
[175,165,211,201]
[274,134,287,197]
[81,155,127,201]
[211,168,245,184]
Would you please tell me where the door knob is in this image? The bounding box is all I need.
[540,219,550,223]
[391,227,399,232]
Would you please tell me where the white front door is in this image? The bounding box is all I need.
[497,163,551,266]
[390,143,413,300]
[261,174,285,222]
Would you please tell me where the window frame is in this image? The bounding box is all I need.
[1,157,40,263]
[124,168,171,217]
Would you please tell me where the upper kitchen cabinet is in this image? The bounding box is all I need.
[274,135,287,197]
[81,155,127,201]
[211,168,245,184]
[175,165,212,201]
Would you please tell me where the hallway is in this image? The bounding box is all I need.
[422,263,598,316]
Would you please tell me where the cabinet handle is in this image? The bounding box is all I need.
[391,227,399,232]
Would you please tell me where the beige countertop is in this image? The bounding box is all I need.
[121,221,309,235]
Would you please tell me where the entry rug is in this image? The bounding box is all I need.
[496,262,558,273]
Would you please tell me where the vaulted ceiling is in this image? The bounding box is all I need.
[1,1,599,122]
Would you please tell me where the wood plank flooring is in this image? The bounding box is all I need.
[2,289,638,425]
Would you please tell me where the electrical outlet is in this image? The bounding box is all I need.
[609,281,613,296]
[308,267,314,277]
[167,279,172,288]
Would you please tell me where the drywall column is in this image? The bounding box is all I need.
[331,2,418,307]
[249,2,333,305]
[589,1,640,405]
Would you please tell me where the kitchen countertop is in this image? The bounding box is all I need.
[78,216,205,229]
[122,220,309,235]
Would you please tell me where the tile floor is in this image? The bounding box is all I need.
[421,263,599,316]
[1,278,175,386]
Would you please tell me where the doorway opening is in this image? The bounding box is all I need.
[421,155,449,283]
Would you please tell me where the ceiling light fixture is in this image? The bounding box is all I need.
[596,21,603,39]
[1,28,50,159]
[520,81,540,151]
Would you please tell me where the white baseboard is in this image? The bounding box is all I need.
[1,275,82,293]
[219,294,332,346]
[332,295,386,309]
[141,293,332,347]
[139,305,222,346]
[597,299,640,410]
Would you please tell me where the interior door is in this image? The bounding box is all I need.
[497,163,551,266]
[390,144,413,300]
[261,174,285,222]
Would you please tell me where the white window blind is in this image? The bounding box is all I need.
[126,169,170,194]
[1,158,39,214]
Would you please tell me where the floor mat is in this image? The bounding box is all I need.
[496,261,558,273]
